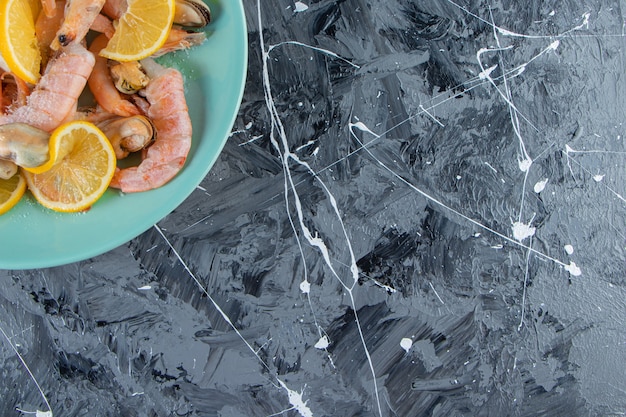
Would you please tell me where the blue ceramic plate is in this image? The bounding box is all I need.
[0,0,247,270]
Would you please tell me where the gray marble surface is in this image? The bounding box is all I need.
[1,1,626,416]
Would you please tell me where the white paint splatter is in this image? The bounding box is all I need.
[155,222,318,417]
[484,162,498,173]
[565,261,582,276]
[258,7,379,414]
[1,325,52,416]
[429,282,445,304]
[419,104,445,127]
[479,64,498,80]
[373,280,397,293]
[518,158,533,172]
[315,336,330,349]
[512,221,536,241]
[400,338,413,353]
[349,119,570,270]
[300,280,311,294]
[278,379,313,417]
[547,40,560,51]
[296,140,317,152]
[349,121,380,137]
[16,410,53,417]
[513,64,526,76]
[294,1,309,12]
[534,178,548,193]
[564,245,574,255]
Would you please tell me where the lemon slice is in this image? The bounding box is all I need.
[0,0,42,84]
[23,121,116,212]
[21,127,65,175]
[99,0,175,62]
[0,171,26,215]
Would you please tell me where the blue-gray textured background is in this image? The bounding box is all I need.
[1,1,625,416]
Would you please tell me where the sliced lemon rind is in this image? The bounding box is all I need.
[0,0,41,84]
[23,121,116,213]
[99,0,175,62]
[0,171,27,215]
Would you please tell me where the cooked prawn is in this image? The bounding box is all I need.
[2,43,95,132]
[109,58,192,192]
[153,26,207,58]
[87,34,141,117]
[51,0,106,50]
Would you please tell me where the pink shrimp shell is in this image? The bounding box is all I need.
[4,44,95,132]
[108,64,192,192]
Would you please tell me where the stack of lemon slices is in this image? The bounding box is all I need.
[0,0,176,214]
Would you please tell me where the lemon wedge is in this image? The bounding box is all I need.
[0,0,42,83]
[99,0,175,62]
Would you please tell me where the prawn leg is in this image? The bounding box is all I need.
[40,0,57,18]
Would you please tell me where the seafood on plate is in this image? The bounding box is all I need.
[109,58,191,192]
[153,26,207,57]
[87,34,141,117]
[0,123,50,168]
[0,0,212,215]
[94,114,156,160]
[1,71,30,112]
[40,0,57,18]
[0,159,17,179]
[1,43,96,132]
[173,0,212,27]
[50,0,106,50]
[109,60,150,94]
[102,0,211,28]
